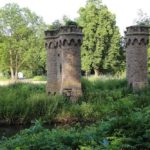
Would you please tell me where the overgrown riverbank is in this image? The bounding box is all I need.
[1,77,150,149]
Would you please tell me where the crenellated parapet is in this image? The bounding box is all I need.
[59,25,82,35]
[45,29,58,38]
[58,38,82,48]
[126,25,149,35]
[58,26,82,49]
[125,38,148,46]
[125,26,149,47]
[45,25,82,49]
[45,30,58,50]
[45,25,83,100]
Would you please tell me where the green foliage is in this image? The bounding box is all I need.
[78,0,125,74]
[65,20,78,26]
[1,104,150,150]
[48,15,78,30]
[135,9,150,25]
[0,77,128,124]
[0,3,46,79]
[22,70,33,78]
[0,83,65,124]
[0,76,9,81]
[0,121,99,150]
[1,77,150,149]
[32,75,47,81]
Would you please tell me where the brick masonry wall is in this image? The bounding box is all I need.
[45,38,58,94]
[45,26,82,98]
[125,26,149,90]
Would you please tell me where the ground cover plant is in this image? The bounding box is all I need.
[1,77,150,149]
[0,77,128,124]
[32,76,47,81]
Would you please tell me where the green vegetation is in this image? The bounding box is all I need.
[135,9,150,25]
[32,75,47,81]
[78,0,125,75]
[48,15,78,30]
[1,1,150,150]
[0,76,9,81]
[1,77,150,149]
[0,83,62,124]
[0,77,128,124]
[0,1,126,80]
[0,3,46,80]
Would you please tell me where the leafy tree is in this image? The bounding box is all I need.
[62,15,78,26]
[134,9,150,25]
[78,0,124,75]
[48,15,77,30]
[0,3,46,79]
[48,19,62,30]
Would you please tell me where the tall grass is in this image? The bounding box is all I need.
[1,76,150,149]
[0,76,149,125]
[0,83,65,124]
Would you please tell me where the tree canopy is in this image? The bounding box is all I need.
[0,3,46,79]
[0,1,126,79]
[78,0,124,75]
[134,9,150,25]
[48,15,77,30]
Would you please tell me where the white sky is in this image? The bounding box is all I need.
[0,0,150,35]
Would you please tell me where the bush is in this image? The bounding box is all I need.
[0,83,65,124]
[22,70,33,78]
[0,121,105,150]
[0,76,9,81]
[1,77,150,149]
[32,75,47,81]
[1,111,150,150]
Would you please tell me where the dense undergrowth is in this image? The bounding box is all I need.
[0,77,129,124]
[1,77,150,149]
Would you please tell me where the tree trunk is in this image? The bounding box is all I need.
[10,67,18,81]
[85,71,90,78]
[94,69,100,76]
[9,49,17,80]
[15,69,18,80]
[9,50,18,81]
[10,67,15,80]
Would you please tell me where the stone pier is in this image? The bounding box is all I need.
[45,25,83,99]
[125,25,149,90]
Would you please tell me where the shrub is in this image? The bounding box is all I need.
[32,75,47,81]
[1,77,150,149]
[0,83,65,124]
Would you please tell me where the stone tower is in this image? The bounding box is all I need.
[125,25,149,90]
[45,25,83,98]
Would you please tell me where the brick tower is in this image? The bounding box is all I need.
[125,25,149,90]
[45,25,83,99]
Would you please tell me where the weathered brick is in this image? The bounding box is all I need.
[125,25,149,91]
[45,25,83,98]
